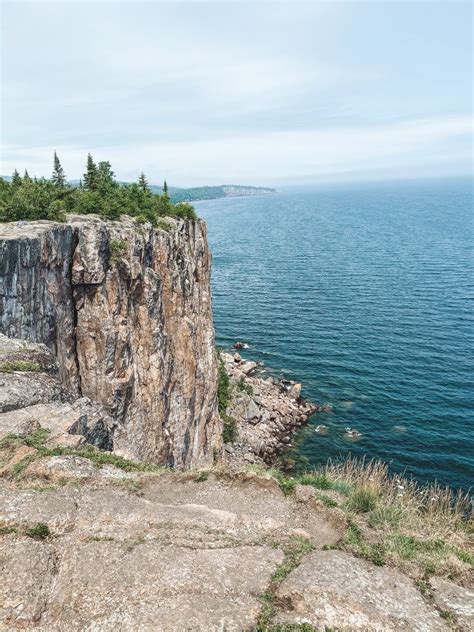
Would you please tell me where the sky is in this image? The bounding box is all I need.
[1,0,472,186]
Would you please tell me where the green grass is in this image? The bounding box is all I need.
[236,375,253,396]
[439,610,458,625]
[23,428,51,449]
[368,504,404,529]
[386,533,473,568]
[317,493,338,508]
[25,522,50,539]
[195,470,209,482]
[345,522,386,567]
[40,445,163,472]
[0,525,18,535]
[2,430,165,474]
[346,486,379,513]
[272,537,314,583]
[0,360,40,373]
[256,537,315,631]
[12,453,37,477]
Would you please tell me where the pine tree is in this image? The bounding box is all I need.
[23,169,31,181]
[52,151,66,187]
[97,161,116,193]
[138,172,148,192]
[83,153,98,191]
[11,169,21,187]
[163,180,168,194]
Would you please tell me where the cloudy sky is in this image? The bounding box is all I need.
[1,1,472,186]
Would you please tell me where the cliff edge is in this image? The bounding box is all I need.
[0,215,221,468]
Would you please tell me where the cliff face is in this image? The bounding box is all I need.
[0,215,222,468]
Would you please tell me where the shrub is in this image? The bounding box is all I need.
[47,199,67,222]
[217,354,230,415]
[223,414,238,443]
[109,238,128,263]
[156,218,172,232]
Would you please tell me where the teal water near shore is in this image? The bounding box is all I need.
[196,178,473,491]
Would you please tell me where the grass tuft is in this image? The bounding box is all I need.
[25,522,50,540]
[195,470,209,482]
[346,486,379,513]
[236,375,253,396]
[0,360,40,373]
[246,456,472,582]
[256,537,315,631]
[1,430,166,475]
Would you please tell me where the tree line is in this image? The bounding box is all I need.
[0,153,196,224]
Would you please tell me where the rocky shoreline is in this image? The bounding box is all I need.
[221,350,322,469]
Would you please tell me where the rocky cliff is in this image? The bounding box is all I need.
[0,215,222,468]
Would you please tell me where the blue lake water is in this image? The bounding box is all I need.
[195,178,473,491]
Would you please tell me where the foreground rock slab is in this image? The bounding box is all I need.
[1,465,463,631]
[431,577,474,630]
[0,470,341,631]
[275,549,448,631]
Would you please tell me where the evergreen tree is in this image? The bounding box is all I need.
[11,170,21,187]
[163,180,168,194]
[83,153,98,191]
[52,151,66,187]
[23,169,31,181]
[138,172,149,192]
[97,161,116,193]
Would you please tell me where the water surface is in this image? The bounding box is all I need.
[196,178,473,491]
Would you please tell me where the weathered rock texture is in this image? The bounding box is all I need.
[0,454,458,631]
[0,216,221,467]
[275,549,448,631]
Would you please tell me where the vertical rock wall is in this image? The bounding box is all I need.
[0,215,222,468]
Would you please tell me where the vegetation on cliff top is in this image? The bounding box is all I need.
[0,153,197,225]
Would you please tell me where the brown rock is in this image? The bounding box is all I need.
[0,216,222,468]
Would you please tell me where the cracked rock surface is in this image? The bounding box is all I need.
[0,461,462,631]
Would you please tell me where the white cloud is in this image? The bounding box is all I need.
[1,2,471,184]
[2,115,471,185]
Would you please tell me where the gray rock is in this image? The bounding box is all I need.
[275,550,447,631]
[0,540,56,627]
[431,577,474,630]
